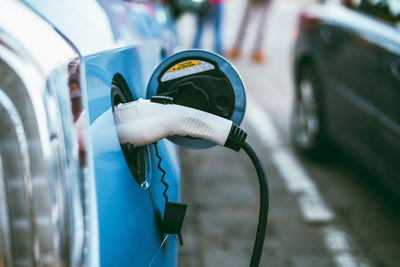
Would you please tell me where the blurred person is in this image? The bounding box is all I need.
[226,0,273,64]
[162,0,182,19]
[193,0,225,55]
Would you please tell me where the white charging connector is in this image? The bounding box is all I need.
[113,98,246,151]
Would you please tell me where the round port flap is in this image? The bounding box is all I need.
[147,49,246,149]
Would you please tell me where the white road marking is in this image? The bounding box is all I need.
[272,150,334,222]
[324,227,370,267]
[245,98,282,148]
[246,96,334,223]
[246,96,370,267]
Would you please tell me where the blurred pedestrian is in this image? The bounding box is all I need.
[226,0,273,64]
[193,0,225,55]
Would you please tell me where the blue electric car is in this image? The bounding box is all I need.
[1,0,256,266]
[0,0,181,266]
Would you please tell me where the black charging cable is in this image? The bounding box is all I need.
[242,141,269,267]
[224,124,269,267]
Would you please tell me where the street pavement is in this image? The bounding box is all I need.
[176,0,400,266]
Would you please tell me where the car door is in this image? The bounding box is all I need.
[372,0,400,189]
[322,2,382,164]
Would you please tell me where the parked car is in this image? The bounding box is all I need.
[291,0,400,193]
[0,0,180,266]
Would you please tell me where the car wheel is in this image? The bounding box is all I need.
[291,65,328,157]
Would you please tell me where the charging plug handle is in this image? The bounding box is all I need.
[113,98,247,150]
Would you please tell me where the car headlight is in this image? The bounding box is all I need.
[0,2,90,266]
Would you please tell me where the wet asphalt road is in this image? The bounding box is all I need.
[176,0,400,266]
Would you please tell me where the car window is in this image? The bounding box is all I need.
[351,0,400,24]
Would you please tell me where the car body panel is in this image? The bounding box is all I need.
[85,49,180,266]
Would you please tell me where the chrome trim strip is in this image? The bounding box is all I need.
[0,155,11,267]
[0,88,37,266]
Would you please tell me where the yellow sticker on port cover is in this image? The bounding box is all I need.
[167,60,200,72]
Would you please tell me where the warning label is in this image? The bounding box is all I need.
[161,59,215,82]
[167,60,200,72]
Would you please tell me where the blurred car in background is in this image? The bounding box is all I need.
[291,0,400,193]
[1,0,181,266]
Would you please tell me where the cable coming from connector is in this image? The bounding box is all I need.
[153,142,169,203]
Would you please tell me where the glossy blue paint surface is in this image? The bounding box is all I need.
[21,0,180,266]
[84,32,180,267]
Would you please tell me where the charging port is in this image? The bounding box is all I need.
[111,75,151,188]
